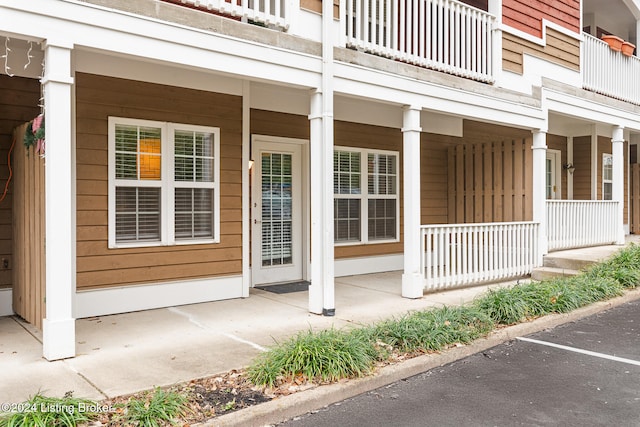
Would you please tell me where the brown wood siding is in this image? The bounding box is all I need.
[75,73,242,290]
[301,0,339,18]
[12,123,45,328]
[503,0,580,38]
[572,136,591,200]
[421,139,449,225]
[503,28,580,74]
[0,76,41,292]
[547,134,567,199]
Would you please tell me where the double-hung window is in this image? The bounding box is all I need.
[108,117,220,247]
[334,147,399,244]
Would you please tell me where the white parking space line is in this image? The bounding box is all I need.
[517,337,640,366]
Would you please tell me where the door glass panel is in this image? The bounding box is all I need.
[261,152,293,267]
[546,158,553,199]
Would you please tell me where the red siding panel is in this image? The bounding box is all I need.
[503,0,580,38]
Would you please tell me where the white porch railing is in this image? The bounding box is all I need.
[344,0,495,83]
[583,32,640,105]
[547,200,619,251]
[421,221,539,291]
[178,0,288,30]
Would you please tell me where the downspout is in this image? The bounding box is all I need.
[322,0,335,315]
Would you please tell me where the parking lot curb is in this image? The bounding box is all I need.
[205,288,640,427]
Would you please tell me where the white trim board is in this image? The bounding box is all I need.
[0,288,13,317]
[74,276,243,318]
[334,254,403,277]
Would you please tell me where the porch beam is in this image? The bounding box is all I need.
[612,126,625,244]
[532,130,548,265]
[42,39,76,360]
[402,105,423,298]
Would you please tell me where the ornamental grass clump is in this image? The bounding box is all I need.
[365,306,493,353]
[0,393,99,427]
[117,387,188,427]
[248,328,376,387]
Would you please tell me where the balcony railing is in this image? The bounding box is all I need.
[546,200,619,251]
[583,32,640,105]
[177,0,288,30]
[344,0,495,83]
[421,221,539,291]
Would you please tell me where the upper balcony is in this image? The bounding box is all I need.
[582,0,640,105]
[342,0,495,83]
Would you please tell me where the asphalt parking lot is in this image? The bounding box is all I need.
[281,300,640,427]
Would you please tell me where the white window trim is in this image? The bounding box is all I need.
[334,145,400,246]
[602,152,613,201]
[108,117,221,248]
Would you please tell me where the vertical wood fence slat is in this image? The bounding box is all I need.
[12,123,46,329]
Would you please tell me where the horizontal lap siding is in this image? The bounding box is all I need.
[421,139,449,225]
[75,73,242,290]
[503,0,580,38]
[572,136,592,200]
[503,28,580,74]
[0,75,41,291]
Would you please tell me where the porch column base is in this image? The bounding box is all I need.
[42,317,75,361]
[402,273,424,299]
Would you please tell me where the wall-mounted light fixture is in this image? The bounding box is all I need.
[563,163,575,174]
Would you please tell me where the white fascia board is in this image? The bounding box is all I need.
[544,89,640,132]
[0,1,322,88]
[74,276,243,318]
[334,62,546,130]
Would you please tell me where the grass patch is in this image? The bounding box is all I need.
[116,387,188,427]
[0,393,99,427]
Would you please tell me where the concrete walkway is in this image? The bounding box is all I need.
[1,239,638,405]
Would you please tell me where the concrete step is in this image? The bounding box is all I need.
[542,255,595,271]
[531,266,581,282]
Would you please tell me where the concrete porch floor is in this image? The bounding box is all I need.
[1,238,638,404]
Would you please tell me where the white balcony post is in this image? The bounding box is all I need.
[489,0,503,85]
[42,40,76,360]
[402,106,423,298]
[612,126,626,244]
[532,130,548,265]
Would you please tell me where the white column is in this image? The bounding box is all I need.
[612,126,625,244]
[532,130,548,265]
[591,128,598,200]
[241,81,250,297]
[42,40,75,360]
[308,89,335,315]
[567,136,574,199]
[489,0,503,85]
[402,106,423,298]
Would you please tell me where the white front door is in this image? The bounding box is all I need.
[546,150,561,199]
[251,139,303,285]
